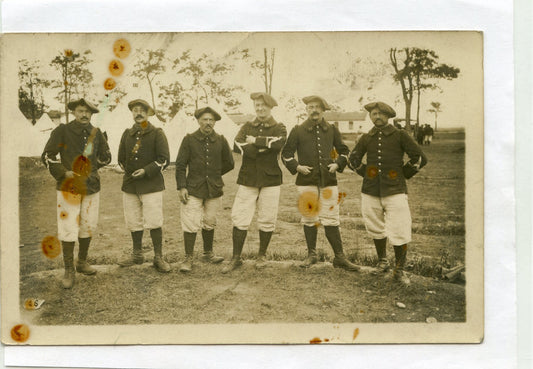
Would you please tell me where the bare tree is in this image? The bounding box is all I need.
[390,48,415,131]
[250,48,275,94]
[50,49,94,123]
[18,59,50,124]
[428,101,442,131]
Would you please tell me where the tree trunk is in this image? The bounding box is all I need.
[434,112,438,132]
[64,60,69,123]
[416,75,421,126]
[147,74,156,115]
[263,48,268,93]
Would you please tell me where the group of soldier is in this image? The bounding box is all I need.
[41,92,427,290]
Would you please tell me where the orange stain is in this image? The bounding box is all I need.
[322,188,332,199]
[41,235,61,258]
[367,166,378,178]
[388,170,398,179]
[11,324,30,342]
[24,299,36,310]
[104,78,116,90]
[64,49,73,57]
[330,148,338,160]
[140,121,148,129]
[108,59,124,76]
[353,328,360,340]
[309,337,322,344]
[402,245,407,251]
[76,214,81,225]
[72,155,91,177]
[59,211,68,220]
[329,206,334,211]
[337,192,347,205]
[113,39,131,59]
[324,338,330,342]
[60,177,86,205]
[298,191,321,218]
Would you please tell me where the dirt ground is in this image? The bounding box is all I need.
[18,131,466,325]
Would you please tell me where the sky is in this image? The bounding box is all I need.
[12,32,481,129]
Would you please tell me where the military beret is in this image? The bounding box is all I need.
[250,92,278,108]
[302,95,331,111]
[128,99,155,116]
[67,98,99,114]
[194,106,221,121]
[364,101,396,118]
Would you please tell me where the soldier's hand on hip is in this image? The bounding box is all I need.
[64,171,79,179]
[245,135,256,144]
[178,188,189,204]
[327,163,339,173]
[297,165,313,175]
[132,168,145,179]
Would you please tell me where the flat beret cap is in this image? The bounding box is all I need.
[67,98,99,113]
[250,92,278,108]
[128,99,155,116]
[194,106,221,121]
[302,95,331,111]
[364,101,396,118]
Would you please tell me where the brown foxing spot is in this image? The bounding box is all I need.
[402,245,407,251]
[298,192,321,218]
[72,155,91,177]
[366,165,378,178]
[353,328,360,340]
[76,214,81,225]
[11,324,30,342]
[324,338,330,342]
[141,121,148,129]
[41,235,61,258]
[60,177,86,205]
[322,187,332,199]
[64,49,73,57]
[329,206,334,211]
[108,59,124,77]
[337,191,347,205]
[104,78,116,90]
[59,211,68,219]
[388,170,398,179]
[113,39,131,58]
[24,299,36,310]
[309,337,322,344]
[330,148,338,160]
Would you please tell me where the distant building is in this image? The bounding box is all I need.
[323,111,367,133]
[227,113,256,126]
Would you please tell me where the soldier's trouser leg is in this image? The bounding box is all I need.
[373,237,390,273]
[180,232,196,273]
[151,227,170,273]
[222,227,247,273]
[324,226,360,272]
[300,225,318,268]
[76,237,97,275]
[61,241,75,289]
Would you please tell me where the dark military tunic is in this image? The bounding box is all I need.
[41,120,111,194]
[118,122,170,195]
[349,124,427,197]
[282,118,349,187]
[233,116,287,188]
[175,129,234,199]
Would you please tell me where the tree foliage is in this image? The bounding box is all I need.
[18,59,51,123]
[49,49,94,123]
[428,101,442,131]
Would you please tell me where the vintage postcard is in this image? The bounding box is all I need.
[1,31,483,345]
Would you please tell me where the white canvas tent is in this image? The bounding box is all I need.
[17,109,50,157]
[34,113,57,134]
[163,109,197,162]
[93,104,134,165]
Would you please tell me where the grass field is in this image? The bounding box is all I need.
[18,130,466,325]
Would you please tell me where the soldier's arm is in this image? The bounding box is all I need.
[144,128,170,178]
[175,135,190,190]
[220,135,235,176]
[400,130,428,169]
[233,124,258,158]
[332,125,349,172]
[96,129,112,169]
[281,126,299,175]
[117,130,128,171]
[253,123,288,153]
[348,135,368,177]
[41,125,68,181]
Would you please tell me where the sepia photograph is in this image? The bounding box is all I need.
[1,31,483,345]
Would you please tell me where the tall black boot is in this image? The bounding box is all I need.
[324,226,360,272]
[222,227,247,273]
[180,232,196,273]
[373,238,390,273]
[76,237,97,275]
[201,229,224,264]
[393,244,410,285]
[61,241,76,289]
[255,230,273,269]
[300,225,318,268]
[119,230,144,267]
[151,227,170,273]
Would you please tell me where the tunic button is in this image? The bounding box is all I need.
[378,143,382,146]
[378,169,381,173]
[378,162,381,166]
[135,158,138,160]
[378,156,382,159]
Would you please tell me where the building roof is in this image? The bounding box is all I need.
[323,111,367,122]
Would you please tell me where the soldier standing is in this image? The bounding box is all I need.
[117,99,171,273]
[222,92,287,273]
[282,95,359,271]
[175,106,234,272]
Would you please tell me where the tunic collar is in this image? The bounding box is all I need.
[302,118,329,132]
[192,129,218,143]
[129,121,155,136]
[68,120,95,134]
[250,116,277,128]
[368,123,396,136]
